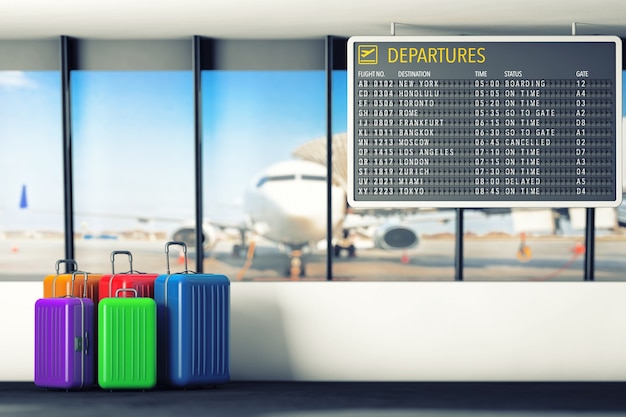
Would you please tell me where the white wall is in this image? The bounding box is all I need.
[3,281,626,382]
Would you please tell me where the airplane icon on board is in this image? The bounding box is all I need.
[358,45,378,64]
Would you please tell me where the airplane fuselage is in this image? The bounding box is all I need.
[243,160,345,248]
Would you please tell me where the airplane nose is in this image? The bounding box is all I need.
[264,190,327,243]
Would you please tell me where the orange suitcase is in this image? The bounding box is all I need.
[43,259,103,303]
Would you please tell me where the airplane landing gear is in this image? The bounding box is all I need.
[334,229,356,258]
[287,249,306,279]
[232,244,249,257]
[333,243,356,258]
[232,229,249,257]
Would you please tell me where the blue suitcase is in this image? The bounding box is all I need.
[154,241,230,387]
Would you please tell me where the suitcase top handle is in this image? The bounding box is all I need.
[71,271,90,298]
[165,241,189,275]
[115,288,138,298]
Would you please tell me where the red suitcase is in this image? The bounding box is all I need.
[98,251,158,302]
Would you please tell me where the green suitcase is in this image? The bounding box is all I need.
[98,288,157,390]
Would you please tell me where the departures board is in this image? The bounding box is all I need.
[347,36,622,208]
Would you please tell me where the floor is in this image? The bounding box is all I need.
[1,382,626,417]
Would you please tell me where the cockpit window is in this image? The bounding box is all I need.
[255,174,325,187]
[302,175,326,181]
[256,175,296,187]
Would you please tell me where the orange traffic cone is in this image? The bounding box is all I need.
[400,250,409,264]
[572,242,586,255]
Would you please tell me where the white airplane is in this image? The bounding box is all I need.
[171,158,424,276]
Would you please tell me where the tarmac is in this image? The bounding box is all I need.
[1,232,626,282]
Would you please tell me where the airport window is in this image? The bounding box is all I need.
[331,69,457,281]
[462,208,586,281]
[592,70,626,282]
[202,70,327,280]
[70,71,195,275]
[594,222,626,281]
[1,38,622,282]
[0,71,65,280]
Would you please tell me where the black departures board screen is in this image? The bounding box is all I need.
[347,36,622,208]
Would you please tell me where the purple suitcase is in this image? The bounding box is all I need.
[34,271,95,389]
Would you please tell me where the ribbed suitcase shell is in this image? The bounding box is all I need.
[98,294,156,390]
[98,274,157,301]
[98,251,157,302]
[43,259,102,302]
[155,242,230,387]
[34,297,95,389]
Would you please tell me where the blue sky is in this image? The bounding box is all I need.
[0,71,63,231]
[202,70,346,220]
[70,71,196,228]
[0,69,347,232]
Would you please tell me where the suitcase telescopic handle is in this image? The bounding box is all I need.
[110,250,133,274]
[71,271,90,298]
[165,241,188,274]
[115,288,138,298]
[52,259,78,297]
[55,259,78,274]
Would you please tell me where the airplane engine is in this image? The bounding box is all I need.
[171,223,217,252]
[373,224,419,251]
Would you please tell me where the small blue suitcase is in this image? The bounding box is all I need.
[154,241,230,387]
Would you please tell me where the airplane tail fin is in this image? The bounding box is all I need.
[19,184,27,209]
